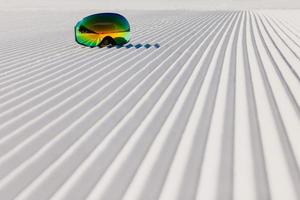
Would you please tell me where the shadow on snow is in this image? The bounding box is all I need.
[107,43,161,49]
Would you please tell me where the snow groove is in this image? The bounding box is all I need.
[0,10,299,200]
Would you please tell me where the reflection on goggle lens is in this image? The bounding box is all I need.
[75,13,131,47]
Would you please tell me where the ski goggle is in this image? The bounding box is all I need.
[75,13,131,47]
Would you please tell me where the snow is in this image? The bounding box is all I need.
[0,9,300,200]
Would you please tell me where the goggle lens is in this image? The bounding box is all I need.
[75,13,130,47]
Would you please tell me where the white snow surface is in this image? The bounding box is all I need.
[0,10,300,200]
[1,0,300,10]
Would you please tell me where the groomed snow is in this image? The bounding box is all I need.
[0,10,299,200]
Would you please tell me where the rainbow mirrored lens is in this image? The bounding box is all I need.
[75,13,131,47]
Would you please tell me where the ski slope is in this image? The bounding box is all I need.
[0,10,300,200]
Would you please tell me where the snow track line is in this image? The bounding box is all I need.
[0,14,219,166]
[256,14,300,81]
[0,17,164,77]
[0,12,218,134]
[0,10,299,200]
[250,11,300,200]
[0,20,162,78]
[0,12,227,200]
[252,13,300,115]
[262,14,300,57]
[241,12,272,200]
[0,20,169,87]
[0,13,199,92]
